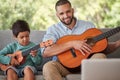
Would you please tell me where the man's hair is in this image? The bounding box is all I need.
[55,0,71,11]
[11,20,30,37]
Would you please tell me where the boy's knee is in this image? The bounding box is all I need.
[24,66,31,71]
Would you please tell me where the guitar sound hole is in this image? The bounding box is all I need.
[86,38,95,46]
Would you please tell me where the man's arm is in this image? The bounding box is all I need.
[42,40,92,57]
[42,41,72,57]
[103,40,120,54]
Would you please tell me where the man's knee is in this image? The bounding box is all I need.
[43,61,54,73]
[90,53,106,59]
[43,61,54,69]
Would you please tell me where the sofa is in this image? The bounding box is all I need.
[0,28,120,80]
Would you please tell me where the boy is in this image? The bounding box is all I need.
[0,20,42,80]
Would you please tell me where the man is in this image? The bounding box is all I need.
[42,0,120,80]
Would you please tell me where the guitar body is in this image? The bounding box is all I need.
[14,51,26,64]
[57,28,108,68]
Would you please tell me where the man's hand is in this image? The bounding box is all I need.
[71,40,92,55]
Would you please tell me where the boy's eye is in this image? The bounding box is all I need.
[20,36,24,39]
[21,36,29,39]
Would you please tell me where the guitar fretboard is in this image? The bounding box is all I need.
[93,26,120,42]
[22,44,40,56]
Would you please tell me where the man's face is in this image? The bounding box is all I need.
[56,3,74,25]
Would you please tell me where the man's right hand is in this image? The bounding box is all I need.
[71,40,92,55]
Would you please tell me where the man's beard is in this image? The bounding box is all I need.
[60,16,74,25]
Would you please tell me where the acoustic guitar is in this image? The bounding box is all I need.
[57,27,120,68]
[0,40,53,71]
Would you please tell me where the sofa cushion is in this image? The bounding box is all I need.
[66,74,81,80]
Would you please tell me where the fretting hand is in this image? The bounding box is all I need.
[30,50,37,57]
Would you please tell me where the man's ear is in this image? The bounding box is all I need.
[56,12,58,18]
[72,8,74,14]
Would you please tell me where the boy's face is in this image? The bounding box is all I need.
[15,31,30,46]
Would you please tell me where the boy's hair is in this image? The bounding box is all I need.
[11,20,30,37]
[55,0,71,11]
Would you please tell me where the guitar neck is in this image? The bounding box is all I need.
[94,26,120,42]
[21,40,53,57]
[22,44,40,56]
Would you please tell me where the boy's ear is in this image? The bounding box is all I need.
[13,35,17,40]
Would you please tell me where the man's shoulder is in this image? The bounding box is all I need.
[47,22,62,30]
[77,20,93,24]
[77,19,95,27]
[49,22,61,27]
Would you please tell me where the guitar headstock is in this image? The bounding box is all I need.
[40,40,53,48]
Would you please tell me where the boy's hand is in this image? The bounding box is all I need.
[6,54,15,57]
[0,64,9,71]
[10,57,20,66]
[30,50,37,57]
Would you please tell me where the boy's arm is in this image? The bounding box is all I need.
[0,63,10,71]
[0,54,20,71]
[0,54,12,71]
[0,45,14,65]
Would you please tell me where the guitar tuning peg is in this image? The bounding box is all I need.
[40,42,46,48]
[40,40,53,48]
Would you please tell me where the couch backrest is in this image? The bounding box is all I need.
[0,30,46,49]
